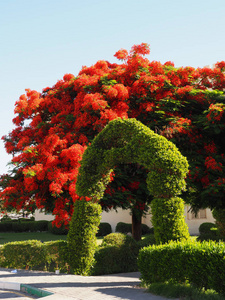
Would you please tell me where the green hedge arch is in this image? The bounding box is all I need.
[76,118,190,244]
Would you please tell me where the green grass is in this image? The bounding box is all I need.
[147,282,225,300]
[0,232,68,244]
[0,232,103,245]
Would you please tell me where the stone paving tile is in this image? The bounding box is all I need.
[0,269,173,300]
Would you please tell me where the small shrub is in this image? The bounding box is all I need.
[93,233,139,275]
[199,222,217,235]
[138,234,156,249]
[138,240,225,295]
[115,222,153,235]
[197,222,222,242]
[115,222,132,234]
[197,222,220,242]
[48,222,68,235]
[2,240,46,269]
[96,222,112,237]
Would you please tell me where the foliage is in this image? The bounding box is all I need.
[43,240,69,272]
[0,240,69,272]
[93,232,139,275]
[67,199,102,275]
[0,220,49,232]
[115,222,132,233]
[76,118,189,243]
[0,231,67,245]
[1,43,225,225]
[137,234,156,248]
[151,197,190,244]
[96,222,112,237]
[199,222,217,235]
[197,222,220,242]
[2,240,46,269]
[138,240,225,295]
[48,221,68,235]
[147,282,225,300]
[0,221,13,232]
[115,221,152,235]
[213,208,225,238]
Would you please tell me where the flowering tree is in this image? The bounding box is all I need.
[0,43,225,232]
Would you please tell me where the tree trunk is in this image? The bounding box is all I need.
[132,214,142,241]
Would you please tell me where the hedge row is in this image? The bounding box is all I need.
[0,220,49,232]
[138,240,225,295]
[0,233,156,275]
[0,219,112,236]
[115,222,153,235]
[0,240,69,272]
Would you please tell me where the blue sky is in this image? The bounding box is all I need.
[0,0,225,174]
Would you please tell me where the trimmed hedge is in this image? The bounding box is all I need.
[0,240,68,272]
[137,234,156,249]
[138,240,225,295]
[197,222,220,242]
[151,197,189,244]
[93,233,139,275]
[67,200,102,275]
[213,208,225,239]
[199,222,217,235]
[75,118,189,244]
[48,222,69,235]
[0,220,49,232]
[115,222,153,235]
[96,222,112,237]
[2,240,46,269]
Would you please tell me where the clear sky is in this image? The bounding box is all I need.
[0,0,225,174]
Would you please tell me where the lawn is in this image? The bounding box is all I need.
[0,232,103,245]
[0,232,67,244]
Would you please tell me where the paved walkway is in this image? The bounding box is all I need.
[0,268,172,300]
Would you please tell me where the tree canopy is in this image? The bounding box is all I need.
[1,43,225,226]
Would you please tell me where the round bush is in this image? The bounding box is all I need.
[199,222,217,235]
[96,222,112,237]
[93,233,139,275]
[115,222,153,235]
[115,222,132,234]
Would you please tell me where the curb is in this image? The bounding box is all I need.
[0,281,53,298]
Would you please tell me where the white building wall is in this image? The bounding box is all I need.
[34,206,215,236]
[34,210,54,221]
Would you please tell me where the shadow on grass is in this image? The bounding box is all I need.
[147,282,225,300]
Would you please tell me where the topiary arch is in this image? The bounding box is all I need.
[76,118,190,243]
